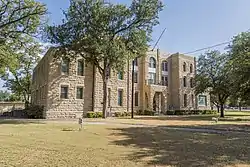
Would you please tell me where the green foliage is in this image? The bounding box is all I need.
[1,40,41,107]
[114,112,131,117]
[46,0,163,118]
[86,112,103,118]
[165,110,217,115]
[195,50,234,117]
[0,90,10,101]
[25,105,44,119]
[0,0,47,73]
[228,32,250,105]
[135,110,155,116]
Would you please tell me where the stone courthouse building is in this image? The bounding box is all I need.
[31,48,210,118]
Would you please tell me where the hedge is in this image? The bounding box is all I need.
[86,112,103,118]
[165,110,217,115]
[24,105,44,119]
[135,110,155,116]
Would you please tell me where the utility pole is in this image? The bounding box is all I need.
[131,59,135,119]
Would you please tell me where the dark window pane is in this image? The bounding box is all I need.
[118,90,123,106]
[76,87,83,99]
[135,92,139,106]
[184,94,187,107]
[61,86,68,99]
[134,72,138,83]
[118,71,123,80]
[61,58,69,74]
[77,60,84,76]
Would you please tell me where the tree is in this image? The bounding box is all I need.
[1,40,41,108]
[46,0,163,118]
[195,50,234,117]
[228,32,250,104]
[0,0,47,74]
[0,90,10,101]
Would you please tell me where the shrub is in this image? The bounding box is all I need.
[114,112,131,117]
[96,112,103,118]
[25,105,44,119]
[165,110,217,115]
[86,112,103,118]
[166,110,175,115]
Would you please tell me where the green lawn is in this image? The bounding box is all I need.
[0,120,250,167]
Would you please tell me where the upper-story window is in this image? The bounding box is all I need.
[190,64,193,73]
[118,71,123,80]
[149,57,156,68]
[148,72,156,84]
[77,59,84,76]
[134,71,138,83]
[190,78,194,88]
[134,57,138,66]
[183,62,186,72]
[162,75,168,86]
[183,76,187,87]
[61,58,69,75]
[162,61,168,71]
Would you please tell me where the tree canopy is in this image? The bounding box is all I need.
[0,0,47,74]
[46,0,163,118]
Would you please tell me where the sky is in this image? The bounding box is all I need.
[1,0,250,89]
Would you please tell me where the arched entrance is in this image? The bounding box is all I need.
[153,92,166,114]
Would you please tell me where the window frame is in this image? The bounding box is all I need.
[76,86,84,99]
[162,61,168,72]
[118,89,123,106]
[60,85,69,99]
[61,58,70,75]
[149,57,156,68]
[77,59,84,76]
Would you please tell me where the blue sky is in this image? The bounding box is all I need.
[37,0,250,56]
[1,0,250,89]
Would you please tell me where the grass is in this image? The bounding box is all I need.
[0,120,250,167]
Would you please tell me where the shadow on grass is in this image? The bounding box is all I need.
[121,115,250,122]
[0,119,44,125]
[110,125,250,167]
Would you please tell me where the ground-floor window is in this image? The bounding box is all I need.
[198,95,207,106]
[118,89,123,106]
[76,87,83,99]
[184,94,187,107]
[60,86,69,99]
[135,92,139,106]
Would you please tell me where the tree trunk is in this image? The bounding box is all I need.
[220,104,224,117]
[217,105,220,113]
[102,77,108,118]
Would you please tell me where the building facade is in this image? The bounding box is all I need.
[31,48,210,119]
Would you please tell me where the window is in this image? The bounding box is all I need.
[61,58,69,74]
[108,88,111,107]
[134,71,138,83]
[162,75,168,86]
[60,86,68,99]
[149,57,156,68]
[134,57,138,66]
[183,77,187,87]
[118,89,123,106]
[191,94,194,107]
[77,60,84,76]
[190,78,194,88]
[183,62,186,72]
[162,61,168,71]
[184,94,187,107]
[190,64,193,73]
[118,71,123,80]
[148,72,156,84]
[135,92,139,106]
[76,87,83,99]
[198,95,207,106]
